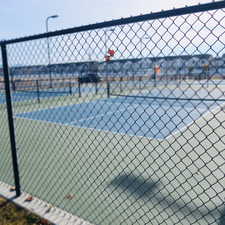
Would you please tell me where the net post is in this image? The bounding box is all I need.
[95,82,98,95]
[107,79,110,98]
[69,77,72,95]
[153,71,156,87]
[153,65,159,87]
[139,76,142,90]
[11,80,16,91]
[1,44,21,197]
[78,79,81,97]
[14,80,17,92]
[120,77,123,93]
[36,79,40,103]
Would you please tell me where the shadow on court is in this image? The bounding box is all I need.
[219,207,225,225]
[110,173,159,198]
[110,173,223,223]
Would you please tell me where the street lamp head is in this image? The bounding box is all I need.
[46,15,59,32]
[51,15,59,19]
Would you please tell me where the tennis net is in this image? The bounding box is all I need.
[13,79,73,95]
[108,76,225,103]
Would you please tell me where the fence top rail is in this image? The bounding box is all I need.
[1,1,225,45]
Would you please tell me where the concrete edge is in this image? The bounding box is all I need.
[0,181,94,225]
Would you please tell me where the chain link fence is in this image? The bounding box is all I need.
[0,53,15,187]
[0,2,225,225]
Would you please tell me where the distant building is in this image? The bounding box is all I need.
[1,54,225,81]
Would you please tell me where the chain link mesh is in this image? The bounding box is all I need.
[0,53,15,186]
[1,2,225,225]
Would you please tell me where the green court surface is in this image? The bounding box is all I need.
[0,84,224,225]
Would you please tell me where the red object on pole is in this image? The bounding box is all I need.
[108,49,115,57]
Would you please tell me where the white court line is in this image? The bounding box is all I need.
[69,108,126,124]
[74,100,206,125]
[110,96,221,140]
[165,102,225,140]
[15,116,71,128]
[15,98,221,141]
[16,99,157,140]
[16,116,158,141]
[15,100,111,124]
[67,100,140,125]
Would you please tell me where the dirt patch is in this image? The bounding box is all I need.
[0,197,53,225]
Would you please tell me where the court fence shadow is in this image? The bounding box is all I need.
[109,173,223,224]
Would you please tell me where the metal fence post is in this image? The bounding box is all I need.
[36,79,40,103]
[107,80,110,98]
[78,80,81,97]
[1,44,21,197]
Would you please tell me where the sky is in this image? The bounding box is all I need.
[0,0,215,40]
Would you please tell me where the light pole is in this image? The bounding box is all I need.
[139,36,150,80]
[140,36,150,57]
[104,28,115,56]
[45,15,59,87]
[104,28,115,83]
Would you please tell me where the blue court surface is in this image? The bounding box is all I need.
[0,91,68,104]
[0,85,105,104]
[16,97,219,139]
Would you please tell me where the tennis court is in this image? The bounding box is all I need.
[16,93,221,139]
[11,87,225,225]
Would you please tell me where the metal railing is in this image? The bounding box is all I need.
[0,2,225,225]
